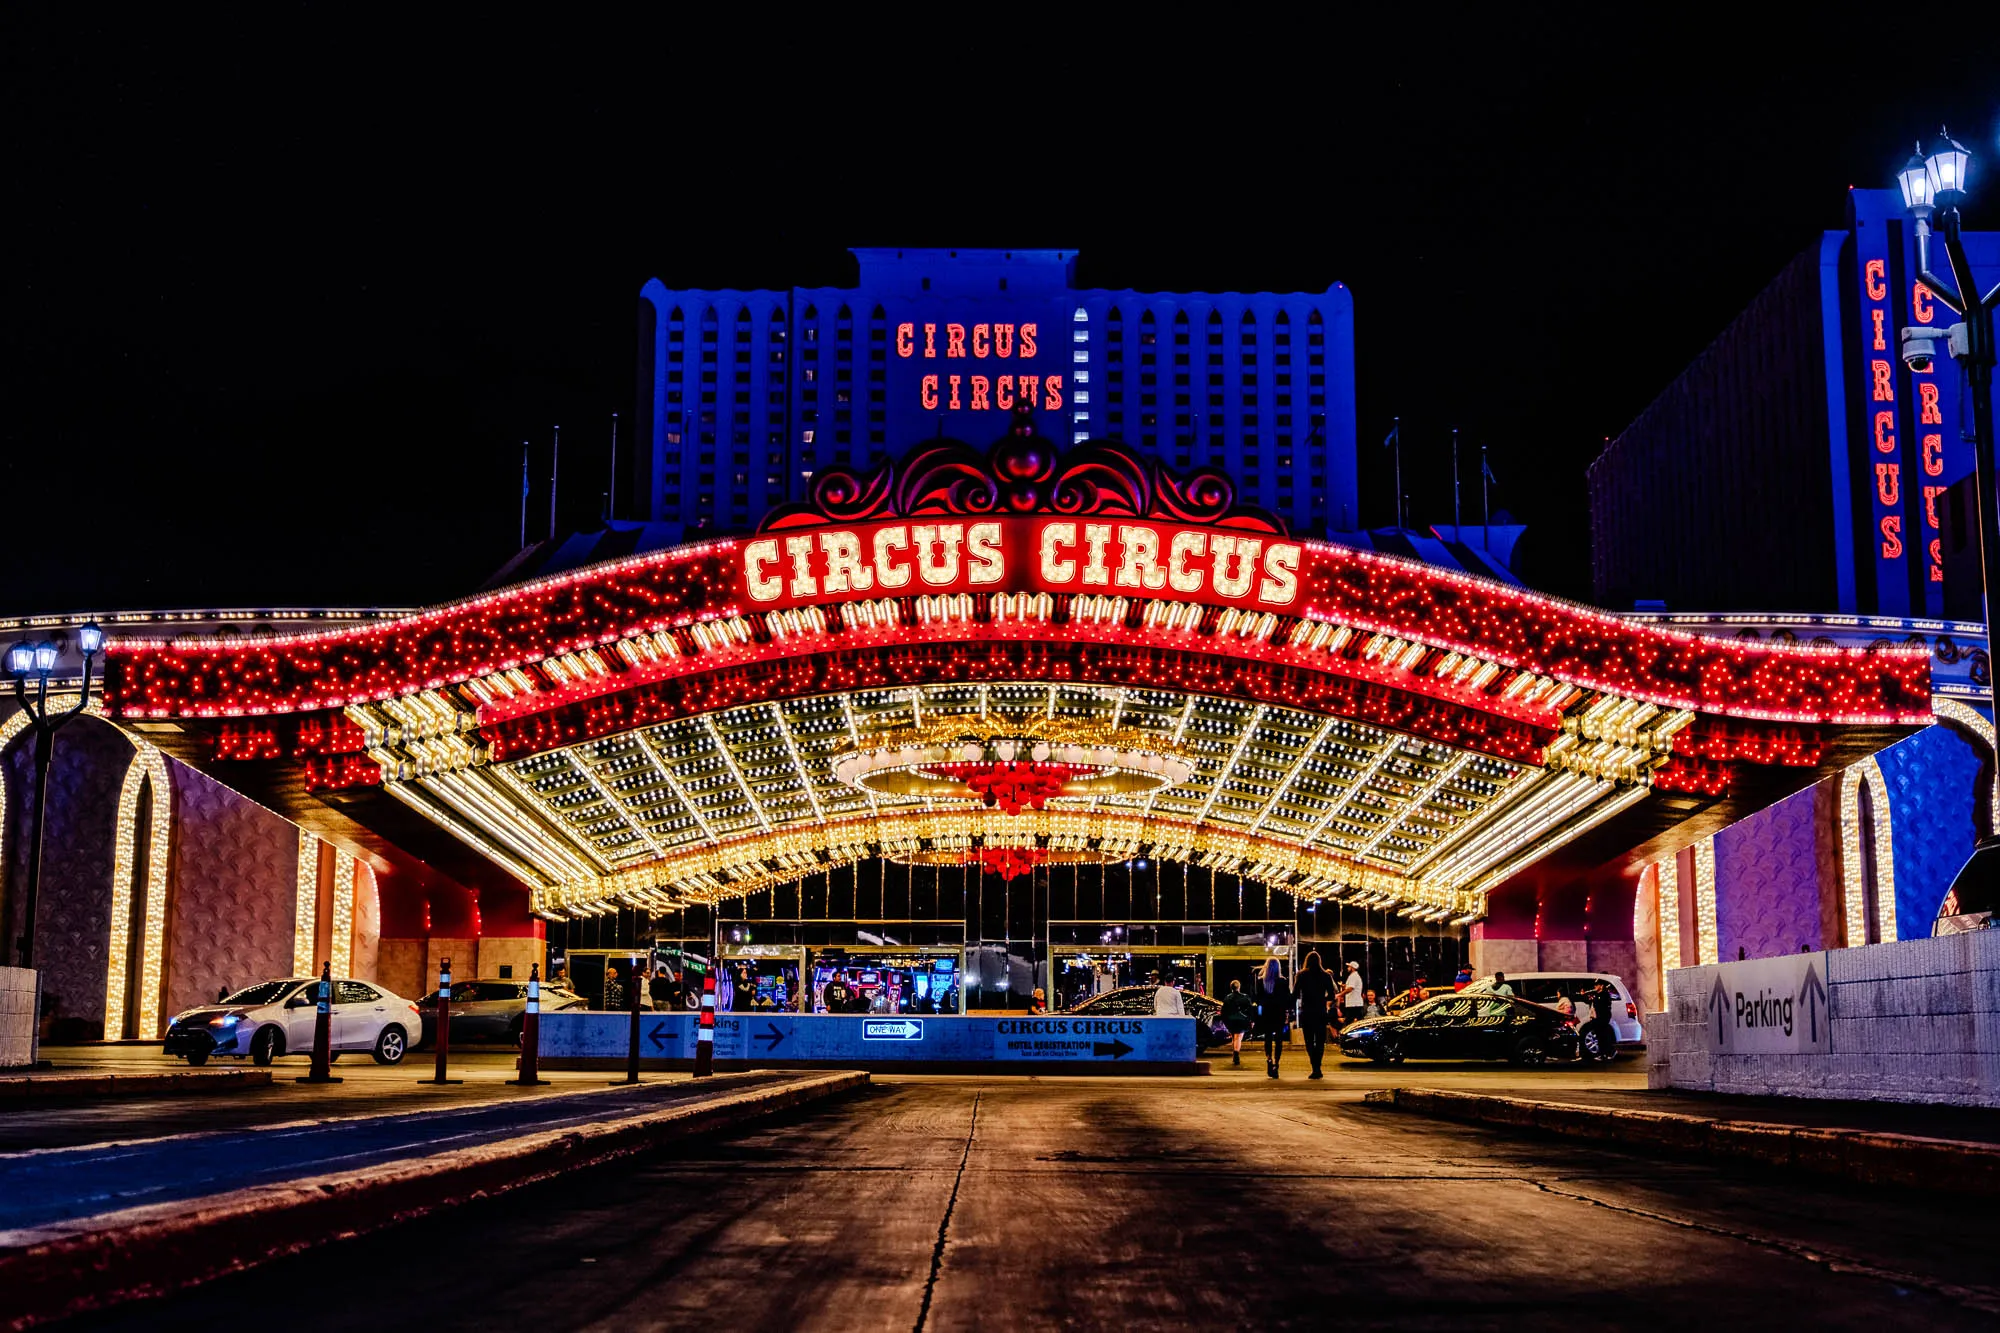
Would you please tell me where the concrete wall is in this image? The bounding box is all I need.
[376,938,426,1003]
[0,966,36,1067]
[1659,930,2000,1106]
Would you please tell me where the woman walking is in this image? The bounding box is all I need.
[1254,959,1292,1079]
[1221,979,1255,1066]
[1294,950,1337,1079]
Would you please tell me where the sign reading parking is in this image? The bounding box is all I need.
[1701,951,1831,1055]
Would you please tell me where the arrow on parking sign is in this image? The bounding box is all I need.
[647,1021,674,1052]
[1093,1038,1134,1059]
[1798,962,1827,1043]
[1707,975,1730,1046]
[754,1022,786,1051]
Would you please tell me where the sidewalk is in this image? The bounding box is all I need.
[0,1066,270,1103]
[1366,1085,2000,1197]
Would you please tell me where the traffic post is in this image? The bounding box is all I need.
[693,970,716,1079]
[617,960,643,1085]
[297,961,341,1084]
[421,956,462,1085]
[511,962,548,1086]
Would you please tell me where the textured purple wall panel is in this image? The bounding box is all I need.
[2,715,130,1035]
[1714,778,1830,960]
[165,761,297,1024]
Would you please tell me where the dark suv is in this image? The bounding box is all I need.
[1066,986,1229,1049]
[416,978,585,1047]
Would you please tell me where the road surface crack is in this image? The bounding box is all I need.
[913,1092,979,1333]
[1523,1176,2000,1316]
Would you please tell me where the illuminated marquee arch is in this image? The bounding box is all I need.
[107,737,173,1038]
[1838,758,1898,947]
[104,422,1933,921]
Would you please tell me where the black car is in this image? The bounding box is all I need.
[1066,986,1230,1050]
[1338,992,1579,1065]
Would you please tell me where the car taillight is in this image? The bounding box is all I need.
[1625,1002,1637,1018]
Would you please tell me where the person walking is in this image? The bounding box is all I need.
[1581,978,1619,1063]
[1220,980,1255,1066]
[1453,964,1474,991]
[1490,971,1514,998]
[1340,960,1364,1028]
[1151,971,1185,1017]
[1254,959,1291,1079]
[1294,950,1337,1080]
[1362,988,1385,1019]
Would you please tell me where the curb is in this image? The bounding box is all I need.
[0,1069,273,1103]
[0,1069,867,1330]
[1364,1087,2000,1198]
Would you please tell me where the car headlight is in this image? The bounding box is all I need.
[208,1014,242,1027]
[1347,1027,1376,1039]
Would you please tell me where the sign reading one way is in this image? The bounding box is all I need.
[1700,951,1832,1055]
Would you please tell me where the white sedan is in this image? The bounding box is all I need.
[163,977,421,1066]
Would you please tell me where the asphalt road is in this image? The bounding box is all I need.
[52,1068,2000,1331]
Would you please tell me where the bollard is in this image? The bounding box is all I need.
[692,969,716,1079]
[616,961,643,1085]
[422,956,462,1085]
[512,962,548,1086]
[297,961,341,1084]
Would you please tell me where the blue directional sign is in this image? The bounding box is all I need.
[862,1018,924,1041]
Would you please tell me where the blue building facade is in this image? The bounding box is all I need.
[634,248,1357,537]
[1590,190,2000,619]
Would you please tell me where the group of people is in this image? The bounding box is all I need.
[1218,952,1357,1079]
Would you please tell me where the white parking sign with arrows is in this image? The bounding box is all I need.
[1700,951,1831,1055]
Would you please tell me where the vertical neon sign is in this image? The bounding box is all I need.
[1855,215,1908,614]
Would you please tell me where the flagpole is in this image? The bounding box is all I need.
[608,412,619,523]
[549,425,561,541]
[1391,416,1402,531]
[520,441,530,549]
[1481,441,1491,551]
[1452,428,1461,539]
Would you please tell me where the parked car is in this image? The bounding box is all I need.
[1338,992,1580,1066]
[1463,972,1645,1057]
[416,977,586,1047]
[163,977,420,1066]
[1066,986,1230,1050]
[1383,985,1459,1016]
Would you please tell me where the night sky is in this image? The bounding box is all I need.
[6,15,1997,617]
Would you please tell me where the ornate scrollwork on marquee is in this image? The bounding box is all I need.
[762,405,1286,535]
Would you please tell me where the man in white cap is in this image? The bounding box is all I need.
[1340,960,1364,1028]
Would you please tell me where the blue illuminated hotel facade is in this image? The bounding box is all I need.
[633,248,1357,536]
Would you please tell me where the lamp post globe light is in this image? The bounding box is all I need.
[7,623,103,1004]
[1894,128,2000,929]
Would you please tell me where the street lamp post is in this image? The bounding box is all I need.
[1895,131,2000,926]
[7,623,103,972]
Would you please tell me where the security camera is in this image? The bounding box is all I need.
[1902,326,1941,373]
[1903,322,1971,372]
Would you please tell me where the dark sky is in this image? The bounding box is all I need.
[6,15,1998,616]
